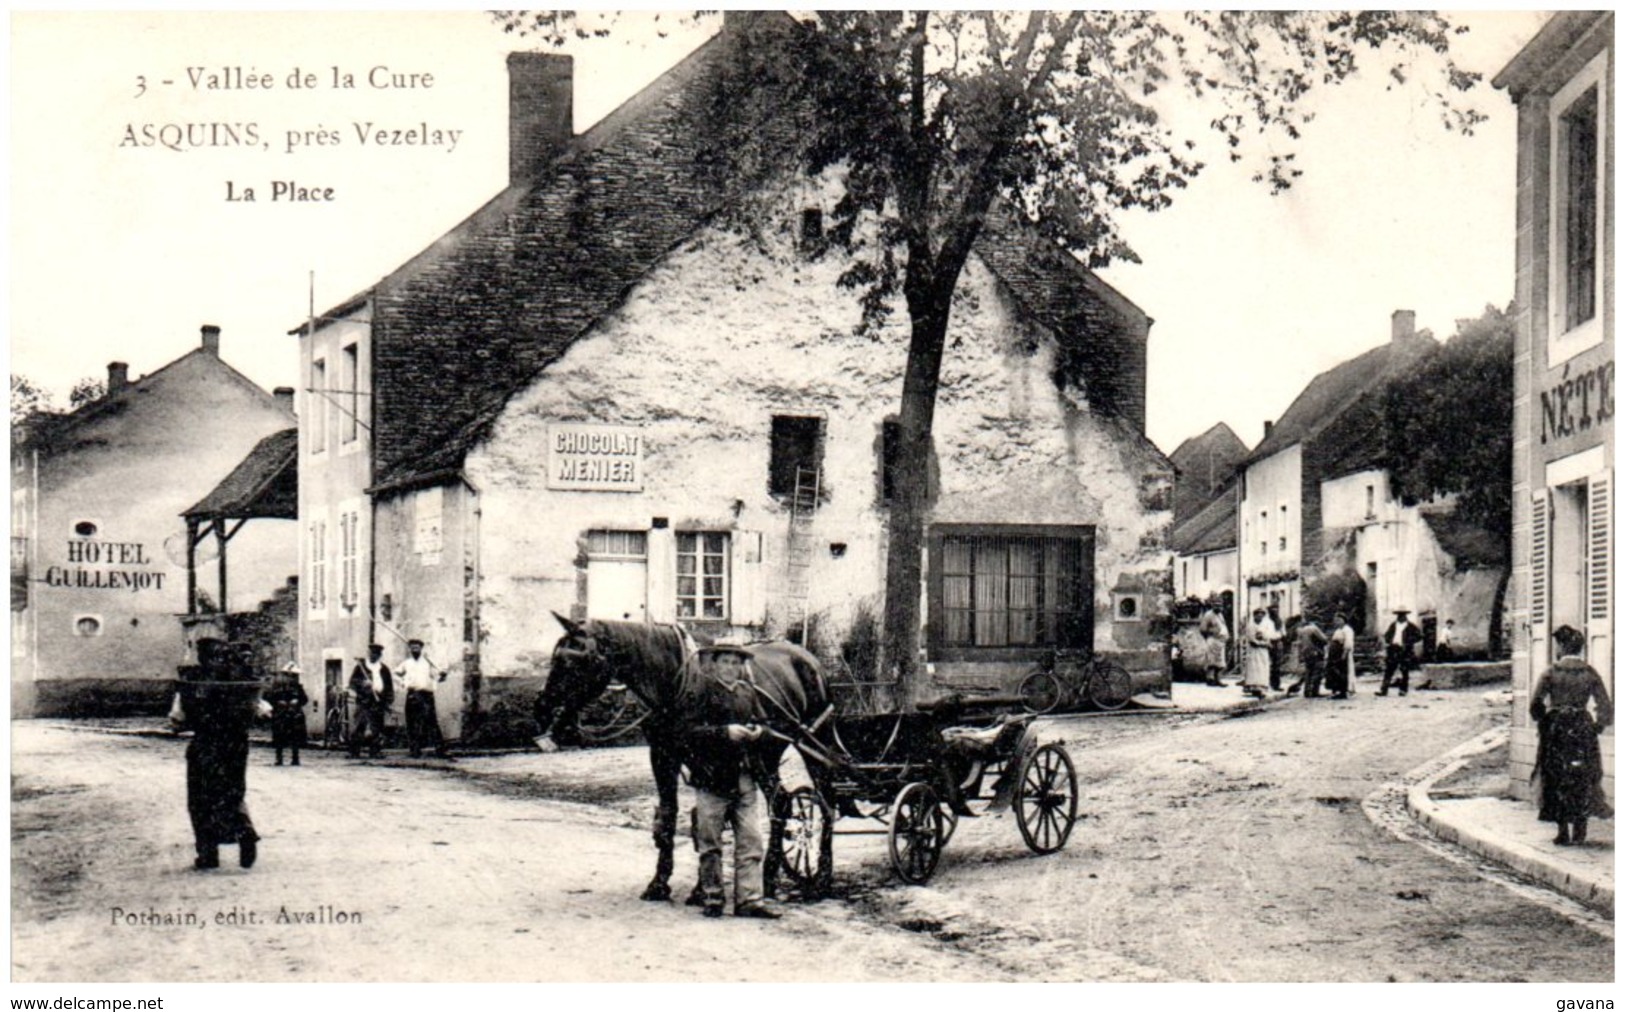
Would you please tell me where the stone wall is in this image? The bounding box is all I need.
[465,200,1171,694]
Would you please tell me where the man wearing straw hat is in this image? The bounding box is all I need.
[681,643,781,920]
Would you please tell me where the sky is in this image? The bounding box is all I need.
[9,10,1554,456]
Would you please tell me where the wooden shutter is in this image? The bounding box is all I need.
[1529,488,1551,667]
[1587,469,1611,623]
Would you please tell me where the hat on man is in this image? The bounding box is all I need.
[1393,607,1411,616]
[407,638,424,648]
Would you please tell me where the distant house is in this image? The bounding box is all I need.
[10,327,297,716]
[1169,422,1247,614]
[1495,12,1614,803]
[1236,311,1436,620]
[294,14,1174,741]
[1169,423,1248,528]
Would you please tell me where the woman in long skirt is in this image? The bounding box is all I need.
[1242,607,1274,698]
[1531,625,1613,846]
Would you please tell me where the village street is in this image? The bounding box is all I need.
[11,686,1612,984]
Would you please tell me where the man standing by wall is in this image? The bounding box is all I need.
[1379,608,1424,697]
[401,638,450,759]
[348,644,394,758]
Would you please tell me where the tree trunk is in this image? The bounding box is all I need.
[882,290,954,705]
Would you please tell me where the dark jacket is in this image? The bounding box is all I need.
[349,661,394,708]
[1381,620,1424,655]
[681,674,768,797]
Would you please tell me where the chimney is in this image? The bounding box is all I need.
[201,324,221,357]
[508,52,574,185]
[106,362,129,393]
[1263,420,1274,440]
[273,386,296,415]
[1391,309,1416,344]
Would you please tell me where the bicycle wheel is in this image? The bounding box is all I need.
[1086,661,1134,711]
[323,707,346,749]
[1020,670,1063,714]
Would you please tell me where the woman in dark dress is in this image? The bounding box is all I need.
[1530,625,1613,846]
[265,664,311,766]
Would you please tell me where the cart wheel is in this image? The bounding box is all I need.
[1020,670,1063,715]
[769,786,833,898]
[1015,743,1078,854]
[1086,662,1133,711]
[888,782,947,884]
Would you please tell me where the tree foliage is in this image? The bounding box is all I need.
[69,377,106,409]
[493,10,1487,696]
[11,374,51,430]
[1383,303,1514,538]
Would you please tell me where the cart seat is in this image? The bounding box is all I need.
[940,718,1023,759]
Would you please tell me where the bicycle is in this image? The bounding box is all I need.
[323,691,351,750]
[1019,651,1134,714]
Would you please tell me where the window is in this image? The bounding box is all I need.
[1365,484,1376,520]
[1201,557,1209,581]
[586,530,648,559]
[73,521,98,538]
[1279,537,1288,552]
[1548,52,1608,363]
[676,532,729,620]
[769,415,823,499]
[799,208,825,256]
[310,358,327,453]
[339,509,359,609]
[1261,541,1267,556]
[930,526,1093,657]
[308,521,327,612]
[74,615,102,637]
[340,344,359,444]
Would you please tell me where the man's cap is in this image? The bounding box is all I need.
[407,638,424,647]
[1393,607,1411,616]
[368,643,384,651]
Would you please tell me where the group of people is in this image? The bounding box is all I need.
[346,639,452,760]
[1197,603,1431,701]
[172,635,453,872]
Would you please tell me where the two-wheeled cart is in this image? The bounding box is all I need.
[765,696,1079,893]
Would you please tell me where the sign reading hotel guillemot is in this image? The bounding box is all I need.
[44,540,168,592]
[546,423,645,492]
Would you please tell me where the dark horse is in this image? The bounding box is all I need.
[534,614,830,903]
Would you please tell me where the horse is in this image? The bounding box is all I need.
[533,613,830,903]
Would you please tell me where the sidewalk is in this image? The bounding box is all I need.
[1404,718,1614,915]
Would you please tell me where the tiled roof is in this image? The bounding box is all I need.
[345,16,1158,492]
[184,428,298,520]
[1169,422,1249,525]
[1171,482,1238,556]
[1248,335,1434,464]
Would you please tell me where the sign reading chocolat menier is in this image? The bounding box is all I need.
[546,423,644,492]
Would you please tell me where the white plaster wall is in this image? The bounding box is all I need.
[1239,445,1303,580]
[465,203,1170,682]
[1175,549,1237,600]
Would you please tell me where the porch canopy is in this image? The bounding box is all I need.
[181,428,297,615]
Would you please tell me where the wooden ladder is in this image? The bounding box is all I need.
[784,464,820,644]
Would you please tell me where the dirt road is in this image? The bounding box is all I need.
[10,687,1613,982]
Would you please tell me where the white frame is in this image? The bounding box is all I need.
[1546,49,1609,367]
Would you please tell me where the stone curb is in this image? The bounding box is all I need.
[1404,727,1614,915]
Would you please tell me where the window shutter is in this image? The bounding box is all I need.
[1529,488,1551,665]
[1588,469,1611,624]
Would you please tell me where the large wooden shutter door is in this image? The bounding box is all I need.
[1529,488,1551,671]
[1587,469,1612,688]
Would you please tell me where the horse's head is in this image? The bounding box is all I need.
[534,613,614,748]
